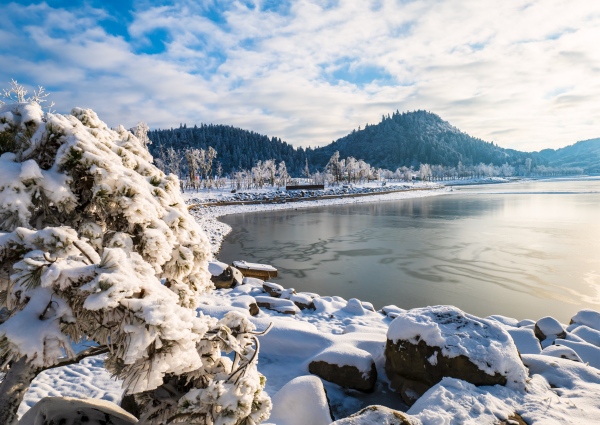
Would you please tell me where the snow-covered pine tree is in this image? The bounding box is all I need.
[0,96,270,424]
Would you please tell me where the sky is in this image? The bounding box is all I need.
[1,0,599,152]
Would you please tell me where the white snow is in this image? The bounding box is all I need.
[569,325,600,347]
[570,309,600,331]
[243,277,265,286]
[267,376,332,425]
[506,328,542,355]
[536,316,566,338]
[208,260,229,276]
[551,339,600,369]
[541,345,583,363]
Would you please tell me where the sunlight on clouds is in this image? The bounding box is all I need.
[1,0,599,151]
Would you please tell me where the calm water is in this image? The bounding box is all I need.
[219,178,600,322]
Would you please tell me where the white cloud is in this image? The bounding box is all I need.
[1,0,600,152]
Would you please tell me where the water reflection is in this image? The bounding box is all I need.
[219,180,600,322]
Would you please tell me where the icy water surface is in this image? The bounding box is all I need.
[219,178,600,322]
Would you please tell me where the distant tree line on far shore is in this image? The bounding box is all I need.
[148,110,592,190]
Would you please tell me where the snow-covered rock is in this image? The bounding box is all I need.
[506,327,542,355]
[19,396,137,425]
[343,298,367,316]
[309,345,377,392]
[534,316,566,342]
[570,309,600,331]
[263,281,284,298]
[268,376,333,425]
[290,293,316,310]
[380,305,406,319]
[517,319,536,327]
[541,344,583,362]
[231,294,261,316]
[209,263,236,289]
[255,296,300,315]
[385,306,527,405]
[332,405,413,425]
[551,339,600,369]
[568,324,600,347]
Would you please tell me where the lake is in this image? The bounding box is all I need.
[218,178,600,322]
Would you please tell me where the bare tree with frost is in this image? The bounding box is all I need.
[0,90,270,424]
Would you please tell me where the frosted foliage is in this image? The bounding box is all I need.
[0,102,271,424]
[0,102,212,307]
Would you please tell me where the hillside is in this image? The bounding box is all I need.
[537,138,600,173]
[307,110,539,171]
[148,124,309,175]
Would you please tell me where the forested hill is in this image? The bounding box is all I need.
[308,110,538,170]
[148,124,309,175]
[147,111,599,176]
[537,138,600,173]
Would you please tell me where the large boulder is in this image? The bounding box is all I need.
[332,405,414,425]
[385,305,527,405]
[309,345,377,392]
[20,396,138,425]
[534,316,566,342]
[268,375,333,425]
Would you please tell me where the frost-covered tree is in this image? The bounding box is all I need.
[133,121,151,149]
[0,100,270,424]
[200,147,217,188]
[156,144,183,179]
[276,161,289,188]
[418,163,432,181]
[186,148,203,189]
[325,151,344,184]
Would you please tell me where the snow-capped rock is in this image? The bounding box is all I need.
[385,305,527,405]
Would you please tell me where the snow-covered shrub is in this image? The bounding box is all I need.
[0,100,270,424]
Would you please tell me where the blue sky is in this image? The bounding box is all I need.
[1,0,599,151]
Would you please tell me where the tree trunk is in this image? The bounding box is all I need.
[0,356,40,424]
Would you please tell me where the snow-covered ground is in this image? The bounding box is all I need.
[21,180,600,424]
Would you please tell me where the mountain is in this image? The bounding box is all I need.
[307,110,539,171]
[536,138,600,174]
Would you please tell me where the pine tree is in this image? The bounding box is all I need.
[0,92,270,424]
